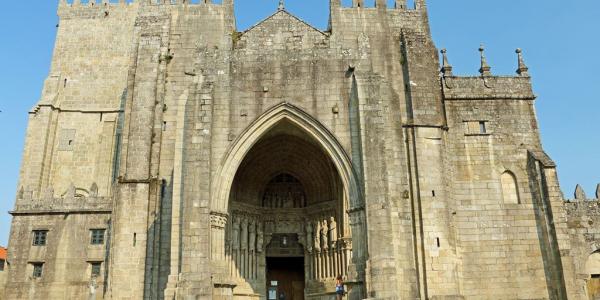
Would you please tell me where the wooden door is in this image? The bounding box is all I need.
[266,257,305,300]
[589,277,600,299]
[292,281,304,300]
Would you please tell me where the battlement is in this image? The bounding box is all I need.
[57,0,234,20]
[334,0,423,10]
[12,183,112,214]
[442,46,535,101]
[566,183,600,203]
[565,184,600,244]
[59,0,228,7]
[59,0,137,7]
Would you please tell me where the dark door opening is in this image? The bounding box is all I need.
[266,257,305,300]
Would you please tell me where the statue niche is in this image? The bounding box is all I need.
[261,173,306,208]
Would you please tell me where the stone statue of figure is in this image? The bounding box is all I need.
[314,221,321,251]
[241,218,248,250]
[285,190,293,208]
[232,217,241,250]
[272,193,278,208]
[305,221,314,252]
[320,219,329,250]
[256,222,264,253]
[328,217,338,248]
[248,220,256,252]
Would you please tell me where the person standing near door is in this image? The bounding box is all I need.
[278,291,286,300]
[336,275,345,299]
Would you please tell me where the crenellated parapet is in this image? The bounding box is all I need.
[57,0,233,19]
[565,183,600,292]
[442,46,535,101]
[58,0,231,9]
[12,183,112,214]
[58,0,138,18]
[329,0,425,10]
[565,183,600,250]
[566,183,600,203]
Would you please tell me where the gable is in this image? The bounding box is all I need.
[236,10,328,50]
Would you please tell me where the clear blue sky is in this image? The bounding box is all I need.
[0,0,598,247]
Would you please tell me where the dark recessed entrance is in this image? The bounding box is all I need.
[266,257,305,300]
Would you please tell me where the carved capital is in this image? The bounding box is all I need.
[210,212,228,229]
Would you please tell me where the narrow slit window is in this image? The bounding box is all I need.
[479,121,487,134]
[464,120,490,135]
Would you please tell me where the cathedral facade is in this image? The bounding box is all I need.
[4,0,599,299]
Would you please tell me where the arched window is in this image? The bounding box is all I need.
[501,171,520,204]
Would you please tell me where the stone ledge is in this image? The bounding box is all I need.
[10,209,112,216]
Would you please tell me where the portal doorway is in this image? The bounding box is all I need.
[266,257,305,300]
[223,118,354,298]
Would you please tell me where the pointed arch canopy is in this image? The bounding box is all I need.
[211,102,363,215]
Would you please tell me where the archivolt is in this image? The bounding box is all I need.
[211,102,363,214]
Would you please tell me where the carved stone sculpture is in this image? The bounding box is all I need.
[306,221,314,252]
[232,217,240,250]
[314,220,321,251]
[321,219,329,250]
[249,220,256,252]
[328,216,338,247]
[257,222,264,253]
[241,217,248,250]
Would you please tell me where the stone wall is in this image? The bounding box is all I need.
[7,2,138,299]
[566,184,600,299]
[441,66,580,298]
[5,193,111,300]
[0,250,6,299]
[5,0,593,299]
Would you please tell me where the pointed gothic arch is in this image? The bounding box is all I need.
[211,102,363,215]
[209,103,368,297]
